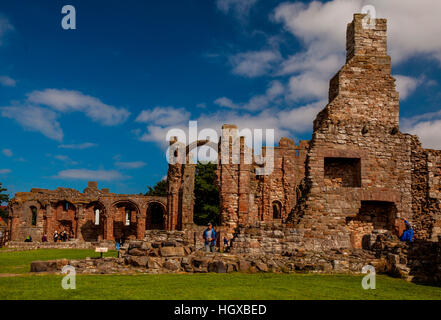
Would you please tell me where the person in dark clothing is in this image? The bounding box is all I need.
[42,234,48,242]
[53,231,58,242]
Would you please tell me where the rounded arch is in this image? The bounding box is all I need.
[112,200,140,240]
[186,140,219,164]
[52,200,76,239]
[81,201,106,242]
[146,201,166,230]
[86,201,106,218]
[272,200,282,220]
[25,200,44,227]
[111,199,141,214]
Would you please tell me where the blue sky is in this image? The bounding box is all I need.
[1,0,441,198]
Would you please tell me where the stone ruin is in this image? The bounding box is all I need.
[167,13,441,251]
[6,13,441,282]
[7,181,167,242]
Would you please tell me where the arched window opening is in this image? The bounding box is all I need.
[94,209,100,225]
[64,201,69,212]
[31,206,37,226]
[146,202,165,230]
[125,209,131,226]
[272,201,282,219]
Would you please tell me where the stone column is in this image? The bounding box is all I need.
[104,216,114,241]
[238,137,250,225]
[136,215,146,240]
[76,205,84,240]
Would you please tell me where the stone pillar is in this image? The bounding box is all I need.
[9,204,20,241]
[238,136,250,225]
[104,216,114,241]
[46,204,54,239]
[76,205,84,240]
[136,215,146,240]
[166,137,185,231]
[181,163,196,229]
[219,124,240,240]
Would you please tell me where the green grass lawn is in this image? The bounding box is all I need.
[0,249,440,300]
[0,249,116,274]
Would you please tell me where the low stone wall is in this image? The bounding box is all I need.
[229,222,310,254]
[23,229,441,284]
[30,237,383,275]
[4,240,115,250]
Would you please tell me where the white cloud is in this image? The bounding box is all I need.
[135,106,190,126]
[1,105,63,141]
[229,50,282,78]
[214,97,239,109]
[215,80,285,111]
[2,149,12,157]
[0,16,13,46]
[278,100,326,132]
[137,99,325,148]
[258,0,441,101]
[394,75,422,100]
[28,89,130,126]
[273,0,441,64]
[216,0,258,17]
[138,124,185,145]
[0,76,16,87]
[404,119,441,150]
[0,169,11,174]
[54,155,78,165]
[402,106,441,149]
[54,169,127,181]
[58,142,97,150]
[115,161,146,169]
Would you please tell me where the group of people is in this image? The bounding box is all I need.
[202,223,232,252]
[52,230,74,242]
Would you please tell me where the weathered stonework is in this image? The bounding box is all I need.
[6,13,441,274]
[7,181,167,242]
[166,14,441,252]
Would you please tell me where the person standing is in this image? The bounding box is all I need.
[53,231,58,242]
[212,226,217,252]
[203,223,215,253]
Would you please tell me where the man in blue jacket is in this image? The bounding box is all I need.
[400,219,414,242]
[203,223,215,252]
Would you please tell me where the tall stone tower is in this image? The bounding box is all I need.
[294,13,414,250]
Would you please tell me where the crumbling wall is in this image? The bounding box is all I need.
[8,182,166,242]
[292,14,414,250]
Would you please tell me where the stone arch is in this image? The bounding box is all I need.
[272,200,282,219]
[167,139,219,230]
[24,200,44,226]
[186,140,219,164]
[30,206,37,226]
[52,200,76,237]
[112,200,140,240]
[81,201,106,242]
[146,201,166,230]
